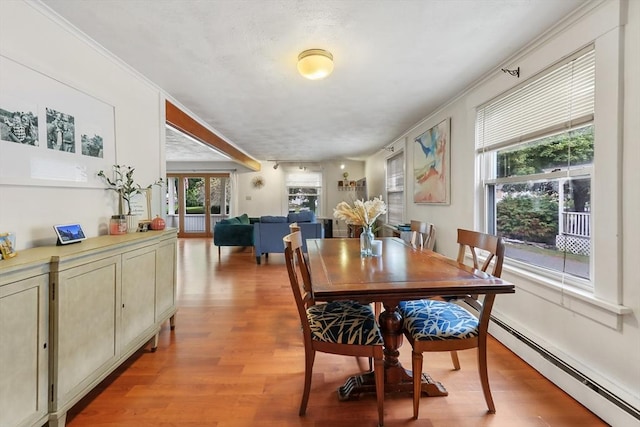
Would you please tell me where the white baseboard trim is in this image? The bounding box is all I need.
[489,316,639,427]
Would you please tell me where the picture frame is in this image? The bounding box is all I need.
[0,55,115,188]
[137,220,152,232]
[127,188,152,220]
[0,232,17,259]
[413,118,451,204]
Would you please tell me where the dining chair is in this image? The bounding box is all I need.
[283,231,385,426]
[409,220,436,250]
[374,221,436,319]
[398,228,505,418]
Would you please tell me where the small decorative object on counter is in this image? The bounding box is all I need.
[0,232,17,259]
[137,220,152,232]
[150,215,166,231]
[109,215,127,235]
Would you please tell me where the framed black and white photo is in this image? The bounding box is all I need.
[0,55,115,188]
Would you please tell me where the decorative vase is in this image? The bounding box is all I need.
[360,226,375,257]
[125,214,139,233]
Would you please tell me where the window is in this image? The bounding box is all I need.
[286,171,322,214]
[477,47,594,285]
[386,151,404,225]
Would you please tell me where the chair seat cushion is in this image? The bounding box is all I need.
[307,301,383,346]
[398,299,478,341]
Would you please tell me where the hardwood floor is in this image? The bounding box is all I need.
[66,238,607,427]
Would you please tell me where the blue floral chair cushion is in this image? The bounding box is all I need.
[398,299,478,341]
[307,301,383,346]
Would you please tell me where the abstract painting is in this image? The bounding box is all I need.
[413,118,450,204]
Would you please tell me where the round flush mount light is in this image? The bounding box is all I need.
[297,49,334,80]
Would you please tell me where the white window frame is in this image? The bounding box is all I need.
[475,33,628,324]
[285,170,322,215]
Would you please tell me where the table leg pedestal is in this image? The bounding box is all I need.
[337,366,448,401]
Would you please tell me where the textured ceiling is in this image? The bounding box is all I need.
[41,0,588,163]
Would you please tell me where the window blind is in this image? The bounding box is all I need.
[476,47,595,151]
[285,172,322,187]
[386,152,404,225]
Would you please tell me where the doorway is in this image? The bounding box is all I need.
[166,173,231,238]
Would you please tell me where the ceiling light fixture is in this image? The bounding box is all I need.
[297,49,334,80]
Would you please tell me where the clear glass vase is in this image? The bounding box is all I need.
[360,226,374,257]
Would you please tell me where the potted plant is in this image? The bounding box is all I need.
[98,165,163,233]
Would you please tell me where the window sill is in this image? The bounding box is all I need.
[501,260,632,330]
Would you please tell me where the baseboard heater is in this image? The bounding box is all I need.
[491,315,640,421]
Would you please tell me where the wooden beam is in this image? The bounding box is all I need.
[165,100,261,171]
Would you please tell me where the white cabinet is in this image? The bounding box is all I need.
[155,234,177,327]
[0,258,49,427]
[0,229,177,427]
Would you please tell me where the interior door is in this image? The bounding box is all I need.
[166,173,229,238]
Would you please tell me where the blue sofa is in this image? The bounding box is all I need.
[253,212,324,264]
[213,214,257,258]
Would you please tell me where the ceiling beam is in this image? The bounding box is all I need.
[165,100,261,171]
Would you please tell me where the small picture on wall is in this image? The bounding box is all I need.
[0,103,38,146]
[81,133,104,158]
[46,107,76,153]
[413,118,450,204]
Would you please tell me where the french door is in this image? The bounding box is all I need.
[166,173,230,238]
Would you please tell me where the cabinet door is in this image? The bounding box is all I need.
[0,275,48,427]
[155,237,176,322]
[54,256,119,406]
[121,245,156,351]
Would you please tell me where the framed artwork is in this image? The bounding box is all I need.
[0,232,17,259]
[127,189,152,221]
[0,55,115,188]
[413,118,450,204]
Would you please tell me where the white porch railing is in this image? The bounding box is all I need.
[167,214,229,232]
[561,212,590,238]
[556,211,590,255]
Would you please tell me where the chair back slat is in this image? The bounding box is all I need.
[456,229,504,278]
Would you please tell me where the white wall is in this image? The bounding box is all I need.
[0,1,165,248]
[236,159,365,231]
[364,1,639,425]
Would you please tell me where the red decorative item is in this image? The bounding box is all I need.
[150,216,166,230]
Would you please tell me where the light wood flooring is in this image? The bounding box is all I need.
[66,238,607,427]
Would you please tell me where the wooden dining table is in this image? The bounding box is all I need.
[306,237,515,400]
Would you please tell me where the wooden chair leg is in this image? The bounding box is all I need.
[217,246,221,259]
[299,348,315,416]
[373,356,385,427]
[450,350,461,370]
[478,342,495,413]
[412,350,423,419]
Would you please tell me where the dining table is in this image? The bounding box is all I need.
[306,237,515,400]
